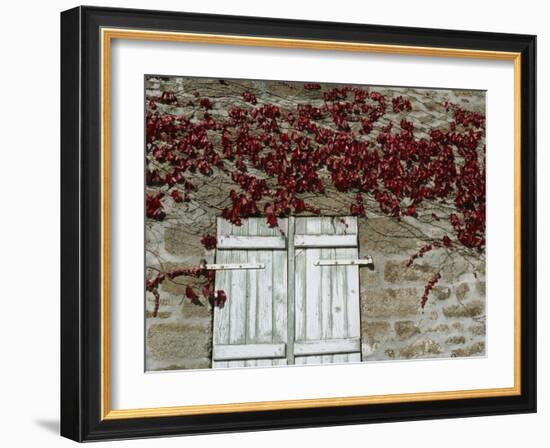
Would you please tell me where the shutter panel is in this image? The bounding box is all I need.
[213,218,288,368]
[294,217,361,365]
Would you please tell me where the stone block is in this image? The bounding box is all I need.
[427,323,450,333]
[451,342,485,357]
[476,281,486,296]
[442,300,484,318]
[363,321,390,343]
[446,335,466,345]
[164,226,206,257]
[181,299,212,319]
[394,320,420,340]
[468,324,486,336]
[455,283,470,300]
[384,260,435,283]
[150,358,211,371]
[145,311,172,319]
[147,322,211,363]
[399,338,441,359]
[452,322,465,331]
[432,286,451,300]
[360,268,380,287]
[362,288,422,318]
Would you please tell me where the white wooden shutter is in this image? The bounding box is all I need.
[213,218,288,368]
[293,217,361,365]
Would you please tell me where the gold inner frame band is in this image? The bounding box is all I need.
[100,27,522,421]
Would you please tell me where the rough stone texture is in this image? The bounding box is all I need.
[446,335,466,345]
[399,338,441,359]
[384,260,435,283]
[455,283,470,301]
[145,77,487,370]
[452,322,465,331]
[147,322,212,369]
[358,213,486,361]
[476,282,486,296]
[469,324,486,336]
[164,226,209,258]
[432,286,451,301]
[364,321,391,344]
[145,311,172,319]
[442,300,484,318]
[395,321,421,340]
[451,342,485,358]
[363,287,422,318]
[427,324,450,333]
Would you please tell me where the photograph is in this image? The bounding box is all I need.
[144,76,487,371]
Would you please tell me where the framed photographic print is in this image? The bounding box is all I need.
[60,6,536,442]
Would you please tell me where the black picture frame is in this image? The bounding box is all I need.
[61,5,536,442]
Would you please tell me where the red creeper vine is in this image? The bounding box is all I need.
[147,82,485,311]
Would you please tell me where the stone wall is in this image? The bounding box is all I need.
[144,76,486,370]
[358,217,485,361]
[145,227,214,371]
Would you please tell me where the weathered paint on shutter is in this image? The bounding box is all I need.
[294,217,361,365]
[213,217,288,368]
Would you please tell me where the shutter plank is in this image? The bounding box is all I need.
[294,217,308,343]
[332,354,349,364]
[227,360,245,368]
[256,359,273,367]
[229,222,248,346]
[246,244,258,342]
[321,256,333,340]
[343,247,361,340]
[213,221,233,368]
[273,248,287,343]
[344,216,357,234]
[294,246,306,341]
[217,218,233,237]
[332,250,347,340]
[218,235,286,249]
[213,343,286,360]
[320,219,334,347]
[305,218,322,341]
[258,220,274,342]
[273,214,289,358]
[257,249,273,342]
[305,247,321,340]
[294,338,360,355]
[213,252,231,344]
[294,234,357,248]
[229,249,247,344]
[304,217,323,364]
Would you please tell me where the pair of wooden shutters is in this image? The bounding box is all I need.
[212,216,361,368]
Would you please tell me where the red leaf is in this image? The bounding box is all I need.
[185,286,198,301]
[200,234,217,250]
[170,190,183,203]
[214,290,227,308]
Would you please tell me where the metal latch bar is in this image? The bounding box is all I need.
[206,263,265,270]
[314,257,373,267]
